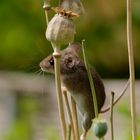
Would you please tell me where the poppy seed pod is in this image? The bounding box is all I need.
[93,119,108,138]
[46,14,75,48]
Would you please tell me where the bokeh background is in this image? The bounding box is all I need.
[0,0,140,140]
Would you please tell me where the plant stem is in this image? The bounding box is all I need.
[43,0,51,25]
[67,124,72,140]
[126,0,137,139]
[53,45,67,140]
[82,40,98,117]
[63,88,76,140]
[71,96,80,140]
[110,92,115,140]
[100,80,129,113]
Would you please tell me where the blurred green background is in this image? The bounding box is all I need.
[0,0,140,140]
[0,0,140,78]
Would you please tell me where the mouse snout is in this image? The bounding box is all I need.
[39,61,47,70]
[39,59,54,73]
[39,61,43,68]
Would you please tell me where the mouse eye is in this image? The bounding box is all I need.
[68,57,72,63]
[49,59,54,65]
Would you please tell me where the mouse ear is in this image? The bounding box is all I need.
[67,42,82,55]
[63,55,80,69]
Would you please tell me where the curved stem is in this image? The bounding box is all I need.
[100,80,129,113]
[82,40,98,117]
[126,0,137,139]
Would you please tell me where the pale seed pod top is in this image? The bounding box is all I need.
[46,7,79,49]
[46,14,75,48]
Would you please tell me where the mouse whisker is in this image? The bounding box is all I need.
[33,69,42,75]
[31,69,43,81]
[41,71,47,95]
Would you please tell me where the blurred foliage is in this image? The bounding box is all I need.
[0,0,140,78]
[44,126,60,140]
[4,95,39,140]
[116,102,140,140]
[4,120,32,140]
[3,94,61,140]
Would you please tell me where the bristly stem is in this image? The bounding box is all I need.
[110,91,115,140]
[82,40,98,117]
[52,44,67,140]
[126,0,137,139]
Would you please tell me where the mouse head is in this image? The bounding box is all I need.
[40,54,54,73]
[40,42,82,74]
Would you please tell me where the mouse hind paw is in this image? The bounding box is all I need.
[80,134,86,140]
[80,130,87,140]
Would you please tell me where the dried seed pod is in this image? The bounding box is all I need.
[46,14,76,48]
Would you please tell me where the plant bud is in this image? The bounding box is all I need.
[46,14,75,47]
[92,119,108,138]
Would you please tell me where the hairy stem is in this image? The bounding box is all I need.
[82,40,98,117]
[126,0,137,139]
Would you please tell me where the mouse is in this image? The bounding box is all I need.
[40,42,106,139]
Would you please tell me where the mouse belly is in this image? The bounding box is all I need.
[70,91,94,117]
[70,91,95,131]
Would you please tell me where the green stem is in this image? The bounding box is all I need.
[126,0,137,139]
[110,92,115,140]
[52,44,67,140]
[82,40,98,117]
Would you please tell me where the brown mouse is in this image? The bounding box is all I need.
[40,43,106,139]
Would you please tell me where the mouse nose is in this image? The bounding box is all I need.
[39,61,46,69]
[39,61,47,72]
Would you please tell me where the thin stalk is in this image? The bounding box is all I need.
[71,96,80,140]
[82,40,98,117]
[43,0,51,25]
[100,80,129,113]
[63,88,76,140]
[53,45,67,140]
[67,124,72,140]
[110,92,115,140]
[126,0,137,139]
